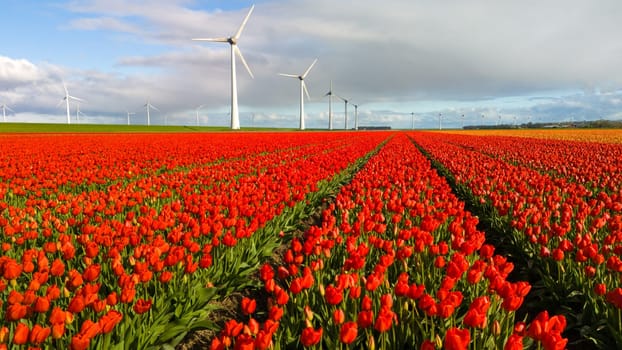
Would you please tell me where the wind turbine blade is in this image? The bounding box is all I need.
[234,5,255,40]
[192,37,230,42]
[63,81,68,95]
[278,73,298,78]
[234,45,254,78]
[301,58,318,79]
[150,104,160,111]
[56,99,65,108]
[69,96,85,103]
[303,81,310,100]
[6,106,15,113]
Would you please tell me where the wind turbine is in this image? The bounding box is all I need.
[126,111,135,125]
[337,95,349,129]
[76,104,86,123]
[192,5,255,130]
[59,82,84,124]
[438,113,442,130]
[324,80,334,130]
[1,103,15,122]
[195,105,205,126]
[279,58,318,130]
[144,99,159,126]
[411,112,415,130]
[354,103,360,130]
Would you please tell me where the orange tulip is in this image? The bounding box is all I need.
[12,322,29,345]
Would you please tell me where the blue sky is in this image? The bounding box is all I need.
[2,0,622,128]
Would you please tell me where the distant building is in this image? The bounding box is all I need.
[358,126,392,130]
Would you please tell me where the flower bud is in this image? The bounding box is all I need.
[492,320,501,336]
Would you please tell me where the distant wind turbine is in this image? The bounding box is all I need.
[352,103,360,130]
[127,111,135,125]
[196,105,205,126]
[324,80,334,130]
[144,99,159,126]
[58,82,84,124]
[411,112,415,130]
[1,103,15,122]
[337,95,349,129]
[76,104,86,123]
[279,58,318,130]
[192,5,255,130]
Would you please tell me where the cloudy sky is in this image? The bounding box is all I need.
[2,0,622,129]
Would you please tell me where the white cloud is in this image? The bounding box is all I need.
[4,0,622,128]
[0,56,43,87]
[70,17,142,34]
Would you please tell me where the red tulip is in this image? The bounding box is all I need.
[443,327,470,350]
[240,297,256,315]
[504,334,524,350]
[99,310,123,334]
[133,298,152,314]
[5,303,28,321]
[70,334,90,350]
[324,285,343,305]
[420,340,436,350]
[374,307,396,333]
[333,309,345,325]
[29,324,51,345]
[339,322,358,344]
[2,259,22,280]
[357,310,374,329]
[12,322,29,345]
[33,296,51,313]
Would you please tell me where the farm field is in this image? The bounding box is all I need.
[438,128,622,144]
[0,129,620,349]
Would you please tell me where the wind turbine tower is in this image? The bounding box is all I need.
[337,96,349,129]
[59,82,84,124]
[144,99,159,126]
[352,103,359,130]
[325,81,334,130]
[1,104,14,122]
[438,113,442,130]
[192,5,255,130]
[196,105,205,126]
[411,112,415,130]
[76,104,86,123]
[279,58,318,130]
[127,111,135,125]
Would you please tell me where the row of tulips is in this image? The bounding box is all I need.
[0,132,388,349]
[441,133,622,193]
[210,133,567,349]
[0,132,355,200]
[412,132,622,347]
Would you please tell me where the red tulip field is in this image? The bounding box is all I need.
[0,130,620,349]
